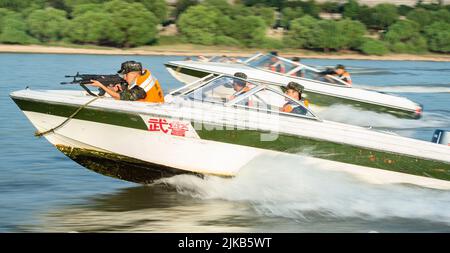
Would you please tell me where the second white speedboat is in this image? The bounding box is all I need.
[165,53,423,119]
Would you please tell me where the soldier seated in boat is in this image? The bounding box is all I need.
[88,61,165,103]
[318,64,352,87]
[290,57,305,77]
[197,55,210,62]
[333,64,352,86]
[281,82,308,115]
[228,72,251,101]
[267,52,286,73]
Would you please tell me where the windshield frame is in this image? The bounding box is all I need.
[182,75,255,105]
[176,74,320,121]
[245,53,351,88]
[244,53,264,63]
[169,74,218,96]
[227,85,319,121]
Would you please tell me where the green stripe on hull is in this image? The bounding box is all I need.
[166,64,418,119]
[195,125,450,181]
[303,91,418,119]
[13,97,148,130]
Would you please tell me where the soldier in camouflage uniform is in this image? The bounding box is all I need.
[89,61,159,102]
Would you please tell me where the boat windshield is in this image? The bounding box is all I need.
[293,67,348,86]
[208,56,240,63]
[246,54,349,86]
[191,55,241,63]
[186,76,256,103]
[234,88,315,118]
[246,54,299,74]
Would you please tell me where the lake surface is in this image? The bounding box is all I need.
[0,53,449,232]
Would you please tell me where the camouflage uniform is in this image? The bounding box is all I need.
[119,85,147,101]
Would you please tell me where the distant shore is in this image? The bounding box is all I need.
[1,44,450,62]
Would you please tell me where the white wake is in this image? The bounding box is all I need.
[316,104,450,129]
[358,85,450,93]
[156,154,450,223]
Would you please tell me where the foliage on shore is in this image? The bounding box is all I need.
[0,0,449,55]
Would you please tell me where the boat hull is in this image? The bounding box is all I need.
[56,145,199,184]
[10,91,450,188]
[165,62,422,119]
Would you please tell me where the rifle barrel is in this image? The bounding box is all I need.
[62,73,126,86]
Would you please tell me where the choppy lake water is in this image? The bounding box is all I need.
[0,53,449,232]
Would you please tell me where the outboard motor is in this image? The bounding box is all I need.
[431,129,450,146]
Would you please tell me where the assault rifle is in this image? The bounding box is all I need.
[61,72,128,96]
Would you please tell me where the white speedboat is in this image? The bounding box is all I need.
[165,53,423,119]
[10,75,450,189]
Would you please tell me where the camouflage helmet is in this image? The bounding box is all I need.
[117,61,143,74]
[233,72,247,87]
[234,72,247,79]
[336,64,345,70]
[282,82,304,94]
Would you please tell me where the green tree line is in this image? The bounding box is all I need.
[0,0,449,54]
[0,0,163,47]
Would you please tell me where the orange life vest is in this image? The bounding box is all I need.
[303,99,309,107]
[241,86,251,93]
[229,85,252,101]
[337,71,352,86]
[134,69,164,103]
[281,103,294,113]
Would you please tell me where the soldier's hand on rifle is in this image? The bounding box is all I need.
[112,84,123,92]
[87,80,121,100]
[88,80,104,88]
